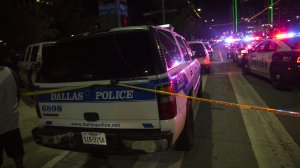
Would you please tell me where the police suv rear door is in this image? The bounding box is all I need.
[35,28,163,130]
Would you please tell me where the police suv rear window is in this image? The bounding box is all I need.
[189,43,206,58]
[38,31,158,83]
[42,43,55,61]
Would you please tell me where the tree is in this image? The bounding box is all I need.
[49,0,99,38]
[0,0,57,50]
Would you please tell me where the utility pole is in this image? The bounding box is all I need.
[143,0,177,24]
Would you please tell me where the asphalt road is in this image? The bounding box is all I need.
[2,42,300,168]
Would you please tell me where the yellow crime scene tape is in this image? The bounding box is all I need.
[22,84,300,118]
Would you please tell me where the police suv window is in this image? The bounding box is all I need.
[41,44,55,62]
[157,29,182,69]
[254,41,267,52]
[176,36,191,62]
[30,46,39,62]
[24,47,31,62]
[38,31,158,83]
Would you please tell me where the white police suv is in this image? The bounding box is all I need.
[242,35,300,89]
[32,25,202,153]
[18,41,56,88]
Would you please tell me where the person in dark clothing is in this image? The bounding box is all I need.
[0,45,25,168]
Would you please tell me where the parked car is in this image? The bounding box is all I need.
[242,35,300,89]
[204,42,213,60]
[17,41,56,88]
[189,41,211,73]
[31,25,203,153]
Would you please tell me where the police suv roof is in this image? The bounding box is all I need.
[56,25,152,44]
[56,25,176,44]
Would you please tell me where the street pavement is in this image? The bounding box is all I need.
[2,42,300,168]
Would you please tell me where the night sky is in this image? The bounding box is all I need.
[194,0,232,24]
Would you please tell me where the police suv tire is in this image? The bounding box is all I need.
[271,69,287,90]
[175,99,194,151]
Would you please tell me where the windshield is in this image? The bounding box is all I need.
[38,31,158,82]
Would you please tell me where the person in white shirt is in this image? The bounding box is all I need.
[0,50,24,168]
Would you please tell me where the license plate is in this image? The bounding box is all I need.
[81,132,107,145]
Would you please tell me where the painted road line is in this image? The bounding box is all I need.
[132,153,160,168]
[229,73,300,168]
[41,151,70,168]
[214,72,240,75]
[132,75,208,168]
[219,51,223,62]
[210,61,223,64]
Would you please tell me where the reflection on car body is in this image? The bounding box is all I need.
[242,36,300,89]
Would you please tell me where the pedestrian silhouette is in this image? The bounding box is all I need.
[0,45,25,168]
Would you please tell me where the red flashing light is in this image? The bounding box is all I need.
[254,36,261,40]
[276,33,287,39]
[241,49,248,54]
[297,57,300,63]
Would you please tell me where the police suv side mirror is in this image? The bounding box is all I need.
[184,54,191,61]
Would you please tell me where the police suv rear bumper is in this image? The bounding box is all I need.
[32,127,173,153]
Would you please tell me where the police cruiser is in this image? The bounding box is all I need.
[31,25,202,153]
[242,34,300,89]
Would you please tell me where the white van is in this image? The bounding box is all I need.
[31,25,202,153]
[18,41,56,87]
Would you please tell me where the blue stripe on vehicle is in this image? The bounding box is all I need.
[142,123,154,128]
[45,121,53,125]
[36,78,171,103]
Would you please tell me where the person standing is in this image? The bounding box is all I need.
[0,47,25,168]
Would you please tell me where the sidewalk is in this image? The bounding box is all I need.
[2,94,64,168]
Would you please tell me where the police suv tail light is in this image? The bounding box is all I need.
[157,85,177,120]
[241,49,248,54]
[297,57,300,64]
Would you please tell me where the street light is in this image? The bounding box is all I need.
[197,8,201,12]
